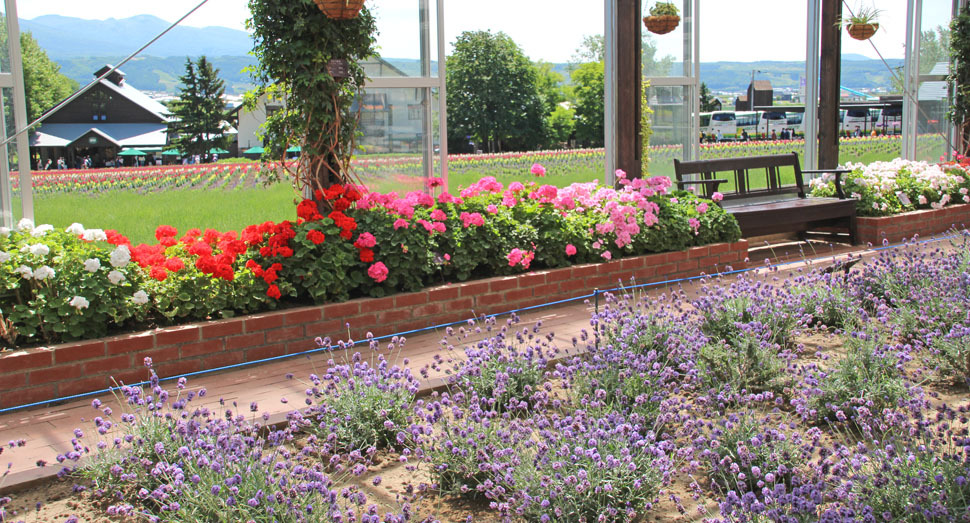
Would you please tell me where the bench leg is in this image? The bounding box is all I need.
[848,215,858,245]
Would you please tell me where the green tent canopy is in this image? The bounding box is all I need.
[285,145,302,153]
[243,146,265,154]
[161,150,182,156]
[118,149,147,156]
[209,148,230,154]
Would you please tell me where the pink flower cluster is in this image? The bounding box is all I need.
[506,248,535,269]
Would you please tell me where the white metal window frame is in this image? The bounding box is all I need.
[364,0,448,187]
[0,0,33,227]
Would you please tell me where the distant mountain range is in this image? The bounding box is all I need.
[22,15,904,95]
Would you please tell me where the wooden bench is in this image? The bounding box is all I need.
[673,152,857,242]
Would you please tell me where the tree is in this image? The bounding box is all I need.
[0,17,77,124]
[569,33,674,77]
[571,61,604,147]
[534,61,566,116]
[546,105,575,147]
[699,82,718,112]
[446,31,547,153]
[891,26,952,93]
[168,56,229,161]
[248,1,376,196]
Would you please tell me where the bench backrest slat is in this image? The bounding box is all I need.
[674,152,806,199]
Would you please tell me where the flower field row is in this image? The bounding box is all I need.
[811,156,970,216]
[8,233,969,521]
[8,136,915,200]
[0,169,740,347]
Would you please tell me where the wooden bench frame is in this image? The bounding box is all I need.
[673,152,857,242]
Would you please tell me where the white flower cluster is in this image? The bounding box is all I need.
[132,290,150,305]
[109,245,131,268]
[84,258,102,273]
[69,296,90,310]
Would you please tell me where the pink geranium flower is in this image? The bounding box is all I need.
[565,244,577,256]
[367,262,389,283]
[531,163,546,177]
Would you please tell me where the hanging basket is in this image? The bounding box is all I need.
[846,23,879,41]
[643,15,680,35]
[313,0,365,20]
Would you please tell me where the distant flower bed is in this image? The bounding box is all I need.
[810,157,970,216]
[0,169,740,348]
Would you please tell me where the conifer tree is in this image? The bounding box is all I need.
[168,56,228,160]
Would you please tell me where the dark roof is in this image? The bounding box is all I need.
[94,65,127,86]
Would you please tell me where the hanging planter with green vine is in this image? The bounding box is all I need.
[313,0,366,20]
[643,2,680,35]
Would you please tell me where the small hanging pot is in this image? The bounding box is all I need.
[313,0,365,20]
[847,23,879,41]
[643,15,681,35]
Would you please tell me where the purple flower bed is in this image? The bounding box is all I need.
[4,234,970,522]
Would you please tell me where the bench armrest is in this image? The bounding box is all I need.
[675,178,727,196]
[803,168,852,200]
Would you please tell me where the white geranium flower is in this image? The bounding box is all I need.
[83,258,101,272]
[69,296,90,310]
[65,223,85,235]
[33,265,55,280]
[131,290,150,305]
[918,195,928,205]
[0,227,10,238]
[108,270,126,285]
[0,252,9,263]
[28,243,50,257]
[109,245,131,268]
[30,224,54,237]
[16,218,34,233]
[14,265,32,279]
[81,229,107,242]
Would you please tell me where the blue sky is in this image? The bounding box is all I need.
[15,0,953,63]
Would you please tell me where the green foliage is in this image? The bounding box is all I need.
[279,219,363,303]
[642,80,654,173]
[950,4,970,156]
[247,0,377,189]
[167,56,230,161]
[545,105,576,147]
[707,414,800,494]
[699,82,719,112]
[808,330,909,424]
[446,31,547,153]
[648,2,680,16]
[697,328,790,394]
[352,210,434,297]
[571,61,605,147]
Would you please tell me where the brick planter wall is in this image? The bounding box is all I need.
[0,241,748,409]
[856,204,970,246]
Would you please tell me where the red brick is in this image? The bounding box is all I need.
[1,372,26,389]
[688,246,710,258]
[107,369,150,388]
[559,278,590,294]
[664,250,688,263]
[677,259,700,272]
[181,339,226,358]
[0,385,57,409]
[246,343,287,361]
[0,350,53,373]
[516,273,546,288]
[29,364,82,385]
[360,296,396,315]
[54,341,106,364]
[83,355,131,375]
[544,267,573,283]
[489,277,518,292]
[244,313,285,332]
[570,265,599,279]
[136,345,180,366]
[503,288,533,303]
[413,303,444,318]
[458,281,490,297]
[304,320,344,338]
[227,332,265,350]
[155,359,204,378]
[57,376,110,397]
[106,332,156,355]
[285,339,317,354]
[656,264,678,276]
[532,283,562,299]
[428,286,460,301]
[620,257,645,270]
[346,314,378,332]
[156,326,200,347]
[708,242,731,255]
[731,241,749,251]
[201,319,245,339]
[642,252,667,267]
[202,351,246,369]
[392,293,426,308]
[379,309,412,324]
[266,325,305,344]
[283,308,322,325]
[477,293,507,307]
[631,266,658,281]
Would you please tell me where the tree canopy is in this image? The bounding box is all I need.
[571,61,604,147]
[168,56,229,160]
[446,30,547,153]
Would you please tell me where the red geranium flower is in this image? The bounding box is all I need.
[155,225,177,241]
[359,247,374,263]
[306,230,326,245]
[149,265,168,281]
[164,257,185,272]
[266,284,282,299]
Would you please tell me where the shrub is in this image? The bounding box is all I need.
[704,413,802,496]
[697,326,791,395]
